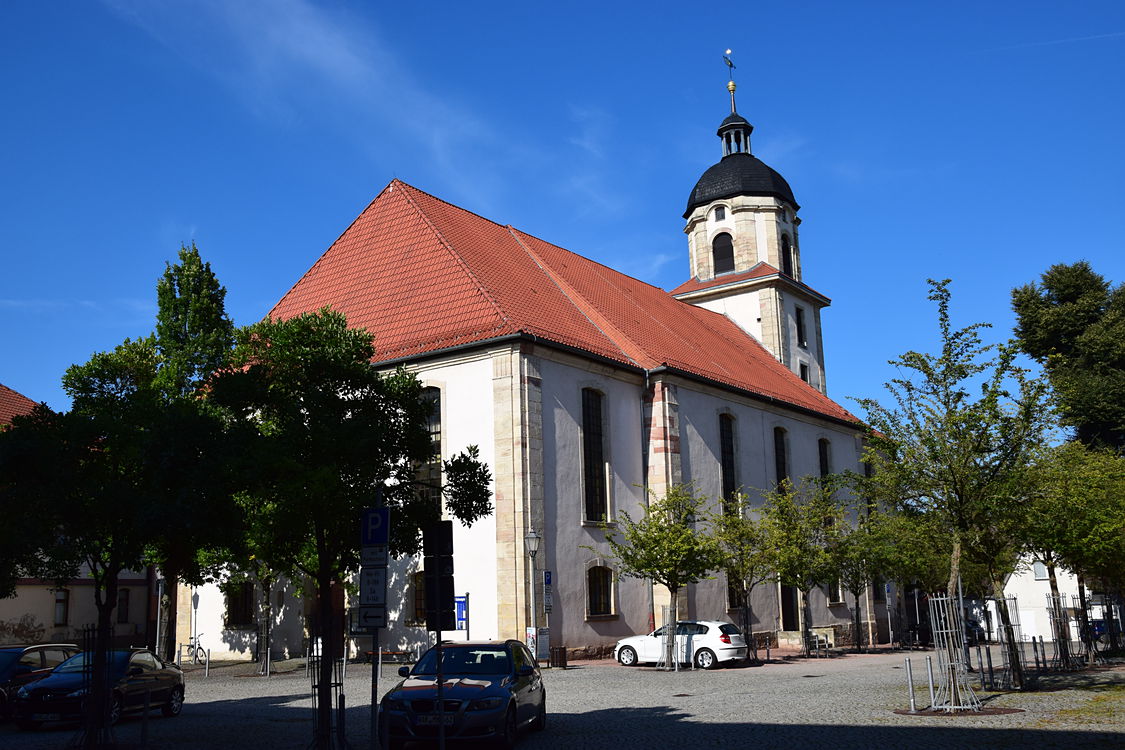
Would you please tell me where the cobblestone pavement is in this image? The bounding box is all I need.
[2,649,1122,749]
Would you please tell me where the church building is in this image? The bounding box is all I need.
[262,78,873,657]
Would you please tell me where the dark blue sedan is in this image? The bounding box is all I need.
[13,648,184,729]
[380,640,546,749]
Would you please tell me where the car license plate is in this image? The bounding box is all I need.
[416,713,455,726]
[32,713,62,721]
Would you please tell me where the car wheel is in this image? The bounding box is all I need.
[162,686,184,717]
[531,699,546,731]
[617,646,638,666]
[500,705,518,750]
[109,694,123,725]
[694,648,718,670]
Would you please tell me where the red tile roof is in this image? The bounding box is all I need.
[0,382,38,426]
[671,262,831,301]
[269,180,859,425]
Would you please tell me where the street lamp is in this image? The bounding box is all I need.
[525,527,541,654]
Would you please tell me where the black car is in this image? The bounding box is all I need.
[13,648,184,729]
[0,644,80,719]
[380,640,546,749]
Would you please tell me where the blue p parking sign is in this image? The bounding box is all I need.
[361,507,389,546]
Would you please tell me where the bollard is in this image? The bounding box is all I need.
[141,688,151,747]
[905,658,918,713]
[765,643,770,663]
[976,645,985,689]
[1032,638,1042,673]
[336,693,346,747]
[984,646,995,690]
[204,649,210,678]
[924,656,936,709]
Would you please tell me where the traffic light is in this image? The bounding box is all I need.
[423,520,455,632]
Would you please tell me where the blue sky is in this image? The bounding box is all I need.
[2,1,1123,417]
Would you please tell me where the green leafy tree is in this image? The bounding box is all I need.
[154,242,235,397]
[1012,261,1125,449]
[761,478,839,654]
[709,495,776,661]
[829,504,895,652]
[599,485,722,670]
[1025,442,1125,658]
[147,244,241,659]
[208,308,492,747]
[856,279,1051,692]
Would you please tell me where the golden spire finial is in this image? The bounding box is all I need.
[723,49,737,113]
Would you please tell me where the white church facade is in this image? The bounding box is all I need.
[256,78,877,658]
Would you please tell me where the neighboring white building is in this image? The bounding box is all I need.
[256,79,880,657]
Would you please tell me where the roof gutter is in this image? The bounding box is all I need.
[374,333,862,431]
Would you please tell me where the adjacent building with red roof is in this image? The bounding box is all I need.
[258,80,877,657]
[0,382,38,426]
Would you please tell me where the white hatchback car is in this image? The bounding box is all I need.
[614,620,748,669]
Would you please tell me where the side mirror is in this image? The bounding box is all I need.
[517,665,534,677]
[398,666,410,678]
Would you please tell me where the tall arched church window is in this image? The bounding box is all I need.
[582,388,608,522]
[417,387,442,506]
[712,232,735,275]
[781,235,794,277]
[719,414,738,515]
[773,427,789,485]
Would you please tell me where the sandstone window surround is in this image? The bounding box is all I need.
[585,560,616,620]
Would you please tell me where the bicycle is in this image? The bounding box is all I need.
[182,633,206,665]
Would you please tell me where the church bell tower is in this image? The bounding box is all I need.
[672,67,831,394]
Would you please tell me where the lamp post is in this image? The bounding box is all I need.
[525,527,541,658]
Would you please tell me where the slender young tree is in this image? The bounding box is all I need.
[710,494,776,662]
[599,485,722,670]
[829,504,895,652]
[761,478,840,655]
[857,279,1051,694]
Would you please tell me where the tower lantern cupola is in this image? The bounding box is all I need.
[675,57,830,395]
[718,80,753,157]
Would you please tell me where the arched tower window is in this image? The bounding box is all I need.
[712,232,734,275]
[780,234,794,277]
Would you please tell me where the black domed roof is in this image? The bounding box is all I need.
[718,112,751,130]
[684,152,798,218]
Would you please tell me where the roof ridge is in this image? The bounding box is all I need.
[506,228,643,367]
[508,225,675,296]
[395,184,516,333]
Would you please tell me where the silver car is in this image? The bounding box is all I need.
[379,640,546,749]
[614,620,748,669]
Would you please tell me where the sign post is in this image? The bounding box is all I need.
[361,506,389,750]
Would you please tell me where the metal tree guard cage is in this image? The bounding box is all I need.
[926,595,981,712]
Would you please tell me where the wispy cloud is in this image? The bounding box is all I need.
[0,298,153,315]
[566,106,613,159]
[981,31,1125,53]
[101,0,507,189]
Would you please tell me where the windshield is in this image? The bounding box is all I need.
[55,651,130,674]
[412,646,512,676]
